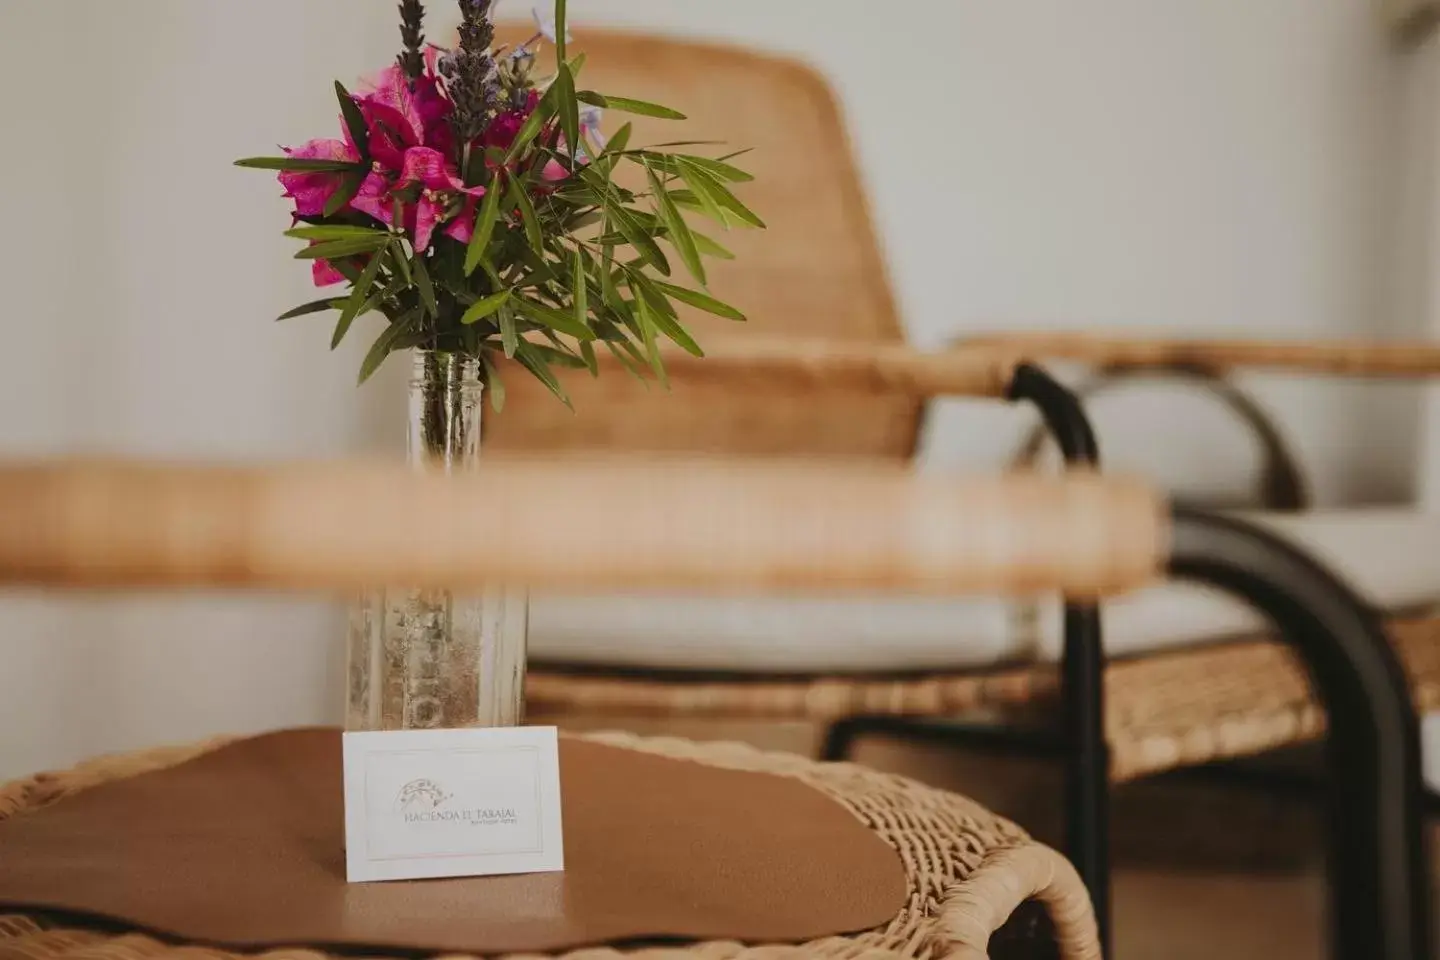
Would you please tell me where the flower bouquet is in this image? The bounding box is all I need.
[238,0,760,406]
[237,0,761,731]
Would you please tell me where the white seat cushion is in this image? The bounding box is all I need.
[529,509,1440,674]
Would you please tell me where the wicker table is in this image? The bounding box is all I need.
[0,732,1100,960]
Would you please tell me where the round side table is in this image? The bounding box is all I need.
[0,732,1100,960]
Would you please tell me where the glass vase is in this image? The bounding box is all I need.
[345,351,528,731]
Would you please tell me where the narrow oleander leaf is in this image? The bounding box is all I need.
[332,249,386,349]
[335,81,371,163]
[553,0,570,63]
[358,309,420,384]
[509,176,545,254]
[294,236,389,260]
[235,157,365,172]
[603,339,649,383]
[391,246,412,285]
[579,339,599,376]
[670,166,728,227]
[606,123,631,155]
[514,340,574,408]
[276,298,342,321]
[607,201,670,276]
[582,93,685,120]
[461,288,512,326]
[465,177,505,276]
[285,225,388,242]
[675,154,754,183]
[323,169,367,217]
[412,254,438,317]
[692,231,736,260]
[628,277,668,384]
[499,304,520,358]
[481,350,507,412]
[572,247,588,332]
[514,296,595,341]
[555,63,580,157]
[506,84,559,163]
[654,280,747,321]
[646,161,706,286]
[568,51,587,77]
[676,158,766,228]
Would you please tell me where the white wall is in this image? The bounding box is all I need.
[0,0,1420,777]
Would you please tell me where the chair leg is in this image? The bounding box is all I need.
[820,718,865,762]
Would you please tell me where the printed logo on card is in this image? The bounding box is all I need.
[394,777,520,827]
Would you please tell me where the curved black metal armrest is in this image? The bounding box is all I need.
[1169,508,1431,960]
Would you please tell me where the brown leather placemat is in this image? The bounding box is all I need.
[0,729,906,954]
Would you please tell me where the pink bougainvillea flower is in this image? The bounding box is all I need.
[279,139,360,217]
[352,63,454,170]
[351,147,481,253]
[312,258,347,287]
[481,91,542,157]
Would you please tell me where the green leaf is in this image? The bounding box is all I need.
[578,92,686,120]
[579,339,599,376]
[606,199,670,276]
[670,174,727,227]
[646,161,706,286]
[234,157,366,172]
[653,281,747,320]
[284,225,388,242]
[499,303,520,358]
[324,169,367,217]
[508,176,545,254]
[357,310,420,385]
[412,254,438,317]
[554,63,580,166]
[555,0,569,64]
[276,298,342,321]
[461,288,513,326]
[335,81,370,163]
[294,236,389,260]
[572,247,589,331]
[676,159,766,228]
[506,85,558,163]
[675,154,754,183]
[480,351,507,413]
[603,339,650,383]
[391,245,412,285]
[514,340,573,408]
[629,280,669,385]
[465,174,505,276]
[692,231,736,260]
[333,249,387,349]
[568,51,587,77]
[514,296,596,341]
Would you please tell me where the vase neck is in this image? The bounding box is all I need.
[408,350,484,471]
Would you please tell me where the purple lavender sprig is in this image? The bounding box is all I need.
[397,0,427,86]
[442,0,501,144]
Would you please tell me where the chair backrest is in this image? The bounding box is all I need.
[484,25,921,461]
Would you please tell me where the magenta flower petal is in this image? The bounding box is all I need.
[312,259,346,287]
[350,172,397,226]
[400,146,462,191]
[412,196,445,253]
[279,139,359,217]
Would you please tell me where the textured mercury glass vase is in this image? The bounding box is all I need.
[346,351,528,730]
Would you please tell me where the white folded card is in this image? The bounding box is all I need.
[342,726,565,883]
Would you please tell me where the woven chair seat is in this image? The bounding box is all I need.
[0,733,1098,960]
[529,617,1440,785]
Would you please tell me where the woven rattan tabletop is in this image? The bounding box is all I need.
[0,732,1099,960]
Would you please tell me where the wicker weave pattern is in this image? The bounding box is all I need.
[530,616,1440,784]
[0,732,1095,960]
